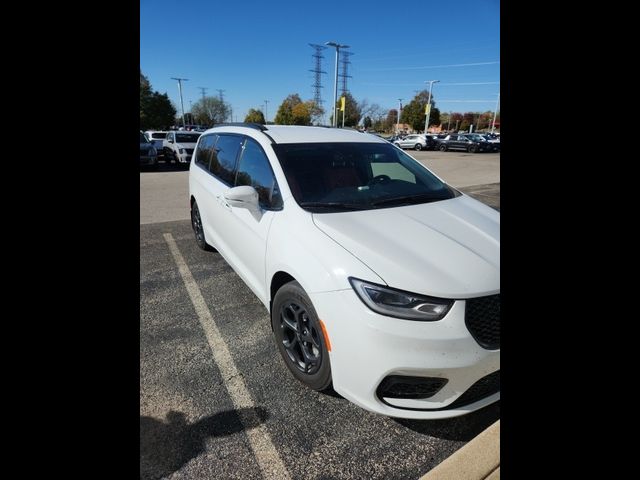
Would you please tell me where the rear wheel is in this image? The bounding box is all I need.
[191,201,213,251]
[271,281,332,391]
[439,144,448,152]
[414,143,423,151]
[468,145,478,153]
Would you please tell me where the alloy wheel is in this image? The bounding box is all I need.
[279,301,323,374]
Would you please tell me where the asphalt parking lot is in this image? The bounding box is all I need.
[140,150,500,479]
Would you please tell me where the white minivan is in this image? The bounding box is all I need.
[188,123,499,419]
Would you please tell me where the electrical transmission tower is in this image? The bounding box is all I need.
[309,43,327,109]
[216,89,225,102]
[338,50,353,96]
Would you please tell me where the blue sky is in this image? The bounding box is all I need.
[140,0,499,123]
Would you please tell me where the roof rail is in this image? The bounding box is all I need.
[212,122,268,131]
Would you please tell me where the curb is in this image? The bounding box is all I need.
[420,420,500,480]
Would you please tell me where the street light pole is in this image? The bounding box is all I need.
[491,93,500,134]
[171,77,189,128]
[264,99,269,123]
[424,80,440,133]
[325,41,349,127]
[397,98,403,135]
[447,111,452,131]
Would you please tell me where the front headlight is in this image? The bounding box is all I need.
[349,277,453,321]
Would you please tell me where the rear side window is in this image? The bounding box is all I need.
[195,134,217,168]
[151,132,167,139]
[235,138,282,209]
[210,134,243,184]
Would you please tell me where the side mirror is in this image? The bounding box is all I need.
[224,186,262,220]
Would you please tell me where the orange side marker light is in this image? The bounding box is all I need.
[318,319,332,352]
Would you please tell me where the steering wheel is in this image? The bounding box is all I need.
[369,174,391,186]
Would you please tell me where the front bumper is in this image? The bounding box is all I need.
[309,289,500,419]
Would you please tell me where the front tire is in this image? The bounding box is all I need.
[414,143,423,151]
[272,281,332,391]
[439,144,448,151]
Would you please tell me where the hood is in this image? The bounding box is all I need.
[312,195,499,298]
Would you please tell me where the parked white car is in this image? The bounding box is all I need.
[189,124,500,419]
[164,131,202,165]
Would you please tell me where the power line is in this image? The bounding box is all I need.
[361,61,500,72]
[362,81,500,87]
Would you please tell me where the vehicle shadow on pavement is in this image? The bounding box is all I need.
[394,401,500,441]
[140,407,268,480]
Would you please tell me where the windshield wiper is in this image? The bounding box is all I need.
[299,201,367,211]
[371,193,444,207]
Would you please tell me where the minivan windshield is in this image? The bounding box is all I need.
[273,142,457,213]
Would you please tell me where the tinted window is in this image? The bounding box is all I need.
[195,134,217,168]
[140,133,150,143]
[235,139,282,209]
[210,134,243,184]
[274,142,455,212]
[150,132,167,139]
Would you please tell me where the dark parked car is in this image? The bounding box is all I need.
[140,133,158,168]
[480,134,501,152]
[436,134,492,153]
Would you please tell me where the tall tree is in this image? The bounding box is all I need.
[386,109,399,131]
[191,96,229,125]
[400,90,441,132]
[140,71,177,130]
[460,112,476,132]
[360,102,385,126]
[306,100,324,125]
[476,110,493,131]
[274,94,304,125]
[291,102,312,125]
[331,92,361,127]
[244,108,266,124]
[450,112,464,131]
